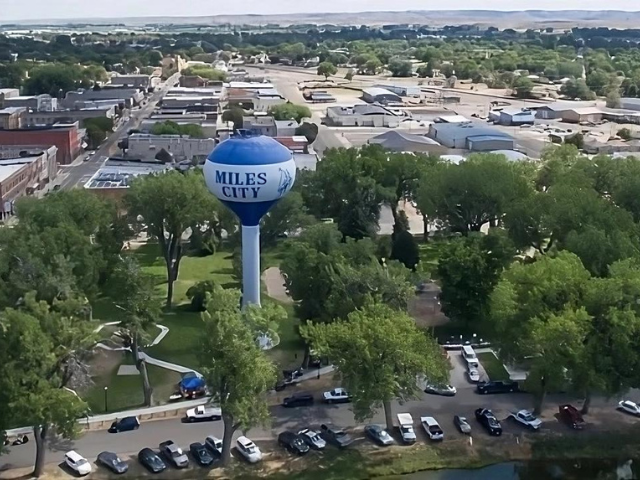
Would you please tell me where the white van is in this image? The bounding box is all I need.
[397,413,416,444]
[462,345,479,368]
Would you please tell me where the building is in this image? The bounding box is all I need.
[161,95,220,110]
[374,84,421,97]
[326,104,404,127]
[126,134,215,163]
[368,130,447,154]
[110,74,158,90]
[179,76,208,88]
[0,107,26,129]
[85,160,172,202]
[253,89,287,112]
[0,146,58,219]
[0,123,81,164]
[242,114,277,137]
[3,94,57,112]
[63,88,143,109]
[497,108,536,126]
[274,136,309,153]
[292,153,318,171]
[561,107,603,124]
[428,122,514,150]
[140,114,218,138]
[620,98,640,112]
[434,114,469,123]
[274,120,299,137]
[0,88,20,106]
[534,101,596,120]
[24,105,116,126]
[362,87,403,105]
[305,91,336,103]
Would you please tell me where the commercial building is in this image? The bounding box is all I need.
[24,105,116,126]
[161,95,219,110]
[0,123,81,164]
[496,108,536,126]
[0,88,20,105]
[85,160,172,202]
[274,120,299,137]
[428,122,514,151]
[274,136,310,153]
[126,134,215,163]
[0,146,58,219]
[561,107,603,124]
[253,89,287,112]
[3,94,57,112]
[326,104,404,127]
[0,107,27,129]
[110,74,159,90]
[368,130,447,154]
[374,84,421,97]
[362,87,403,105]
[62,88,143,109]
[620,98,640,112]
[242,114,277,137]
[534,101,596,120]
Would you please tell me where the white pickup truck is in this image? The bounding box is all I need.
[184,405,222,422]
[397,413,416,444]
[421,416,444,441]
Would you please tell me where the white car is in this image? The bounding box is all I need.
[185,405,222,422]
[468,368,480,382]
[204,435,222,456]
[323,387,351,404]
[509,410,542,430]
[397,413,416,444]
[298,428,326,449]
[65,451,92,476]
[421,416,444,441]
[618,400,640,416]
[236,436,262,463]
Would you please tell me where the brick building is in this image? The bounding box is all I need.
[0,123,81,165]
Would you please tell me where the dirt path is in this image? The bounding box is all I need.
[262,267,292,304]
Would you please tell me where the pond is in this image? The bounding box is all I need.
[405,459,637,480]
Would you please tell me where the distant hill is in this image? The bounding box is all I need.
[6,10,640,29]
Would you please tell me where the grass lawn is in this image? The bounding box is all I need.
[418,239,449,279]
[147,309,202,371]
[477,351,510,381]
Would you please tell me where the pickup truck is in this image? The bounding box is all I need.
[509,410,542,430]
[397,413,416,444]
[184,405,222,422]
[421,416,444,441]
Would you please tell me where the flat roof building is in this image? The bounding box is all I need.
[126,133,215,163]
[368,130,447,154]
[428,122,514,151]
[85,160,172,201]
[0,123,81,164]
[326,104,404,127]
[362,87,403,105]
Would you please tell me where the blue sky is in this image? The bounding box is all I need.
[2,1,639,21]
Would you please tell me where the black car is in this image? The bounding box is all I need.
[278,431,310,455]
[475,408,503,436]
[189,442,215,466]
[320,424,354,448]
[476,380,520,395]
[282,393,314,408]
[97,451,128,474]
[138,448,167,473]
[109,416,140,433]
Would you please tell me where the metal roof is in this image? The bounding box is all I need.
[362,87,401,98]
[467,135,514,143]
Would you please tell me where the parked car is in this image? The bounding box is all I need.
[278,431,310,455]
[189,442,215,466]
[617,400,640,417]
[509,410,542,430]
[475,408,503,436]
[97,451,128,474]
[282,393,314,408]
[320,424,354,448]
[421,416,444,441]
[453,415,471,434]
[364,424,394,446]
[204,436,223,456]
[159,440,189,468]
[558,404,585,430]
[476,380,520,394]
[424,384,457,396]
[185,405,222,422]
[467,368,481,383]
[323,388,352,404]
[108,416,140,433]
[64,451,92,476]
[236,436,262,463]
[297,428,326,450]
[138,448,167,474]
[397,413,417,444]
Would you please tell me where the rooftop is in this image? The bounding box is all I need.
[566,107,603,115]
[369,130,442,151]
[0,163,26,183]
[536,101,597,112]
[501,107,535,116]
[85,163,171,189]
[328,104,394,116]
[362,87,400,97]
[0,107,27,115]
[275,120,299,129]
[435,114,469,123]
[430,122,513,139]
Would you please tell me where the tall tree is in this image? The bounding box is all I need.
[125,171,216,307]
[198,287,277,466]
[303,299,448,431]
[317,61,338,79]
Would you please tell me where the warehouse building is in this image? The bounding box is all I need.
[534,101,596,120]
[560,107,603,124]
[428,122,514,151]
[374,84,421,97]
[326,104,404,127]
[496,108,536,126]
[368,130,447,154]
[362,87,403,105]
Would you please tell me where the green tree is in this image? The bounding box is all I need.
[260,191,314,246]
[390,230,420,271]
[560,78,596,100]
[618,128,633,141]
[221,108,245,131]
[364,57,383,75]
[186,280,217,312]
[295,122,319,143]
[151,120,205,138]
[268,102,312,123]
[182,66,227,81]
[303,299,448,431]
[198,287,277,466]
[86,124,106,149]
[317,61,338,79]
[513,76,534,98]
[388,58,413,77]
[125,171,217,308]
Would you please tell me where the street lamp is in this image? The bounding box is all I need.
[104,386,108,413]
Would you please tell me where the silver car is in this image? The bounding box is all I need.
[298,428,326,450]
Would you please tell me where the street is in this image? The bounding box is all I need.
[56,74,180,191]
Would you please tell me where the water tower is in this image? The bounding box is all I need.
[204,134,296,307]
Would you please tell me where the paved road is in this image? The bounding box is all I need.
[57,74,180,190]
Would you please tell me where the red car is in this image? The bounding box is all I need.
[558,404,585,430]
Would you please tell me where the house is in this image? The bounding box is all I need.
[620,98,640,112]
[326,104,404,127]
[242,114,277,137]
[362,87,403,105]
[367,130,447,154]
[497,108,536,126]
[275,120,299,137]
[428,122,514,151]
